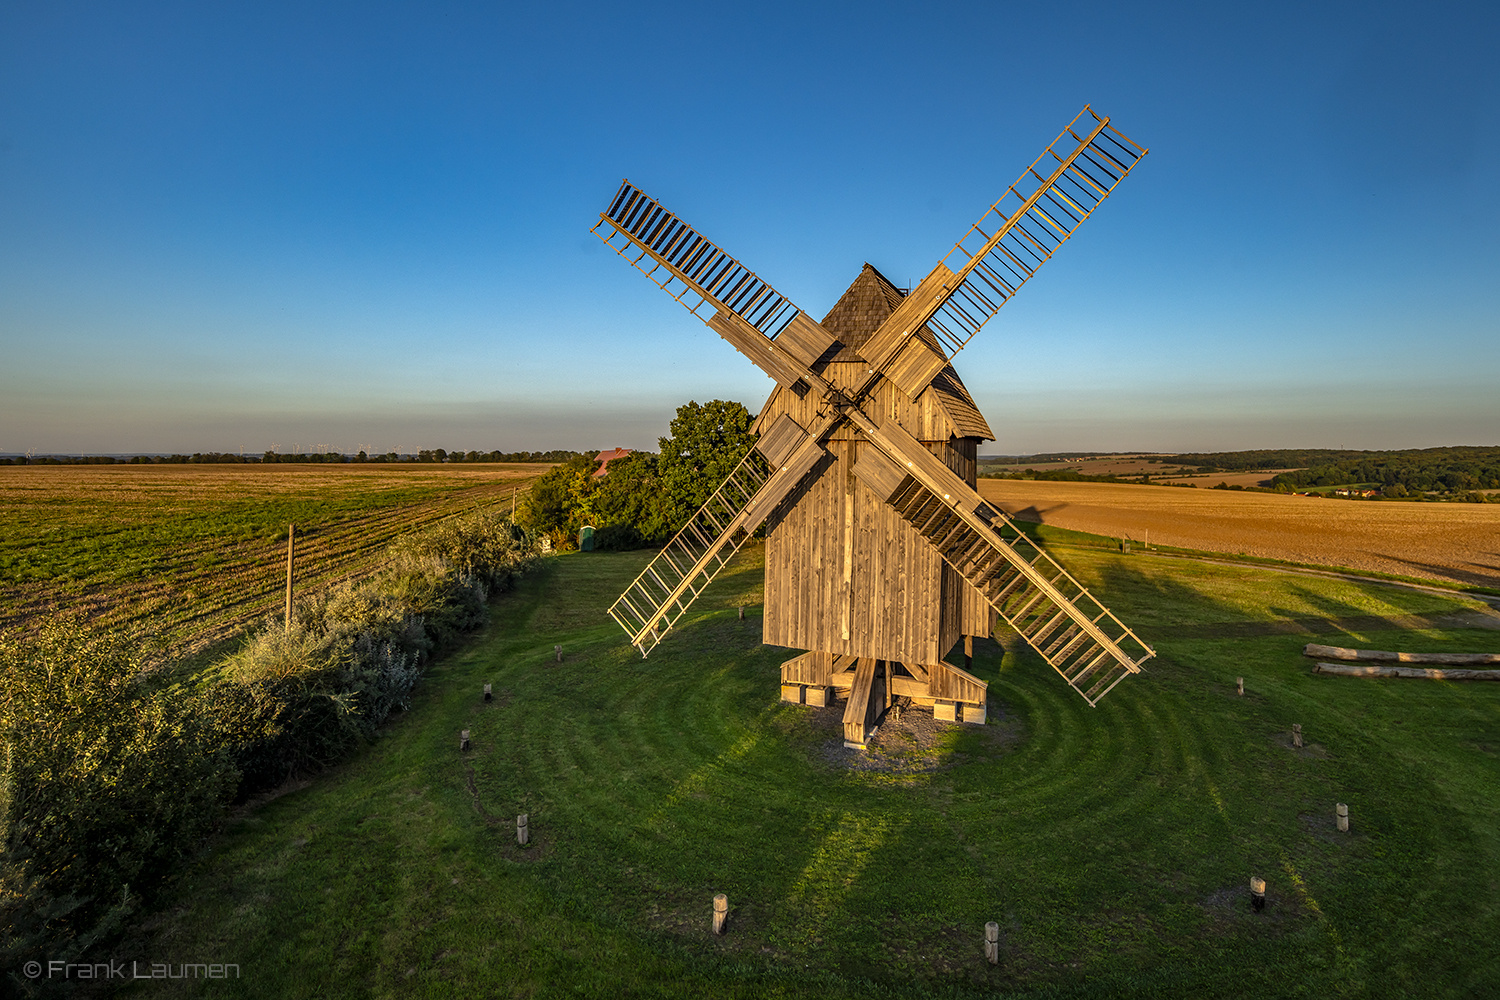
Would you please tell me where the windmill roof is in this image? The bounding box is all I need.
[819,263,907,363]
[813,264,993,442]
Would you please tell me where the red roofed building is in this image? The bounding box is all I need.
[593,447,634,477]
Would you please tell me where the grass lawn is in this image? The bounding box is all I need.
[124,531,1500,998]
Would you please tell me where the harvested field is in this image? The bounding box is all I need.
[0,463,550,655]
[977,478,1500,590]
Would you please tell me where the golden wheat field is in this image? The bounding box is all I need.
[977,478,1500,589]
[0,463,549,656]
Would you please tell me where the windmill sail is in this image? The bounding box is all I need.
[593,183,838,388]
[608,414,831,656]
[849,416,1153,705]
[861,107,1147,395]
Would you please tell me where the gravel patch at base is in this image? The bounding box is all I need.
[804,695,1018,775]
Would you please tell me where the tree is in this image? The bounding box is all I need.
[656,400,755,529]
[516,455,595,548]
[589,452,669,543]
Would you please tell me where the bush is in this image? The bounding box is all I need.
[212,509,537,792]
[0,621,236,977]
[592,523,646,550]
[0,509,540,978]
[517,400,755,547]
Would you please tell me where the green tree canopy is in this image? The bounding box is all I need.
[657,400,755,529]
[516,400,756,549]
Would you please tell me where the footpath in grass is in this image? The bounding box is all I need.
[125,540,1500,998]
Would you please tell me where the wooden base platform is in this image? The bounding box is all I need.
[779,648,988,748]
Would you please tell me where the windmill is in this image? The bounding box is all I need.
[594,107,1155,747]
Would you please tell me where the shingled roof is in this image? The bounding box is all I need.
[819,263,907,363]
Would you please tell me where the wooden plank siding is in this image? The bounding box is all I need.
[762,400,992,662]
[757,262,995,703]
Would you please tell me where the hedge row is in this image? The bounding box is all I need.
[0,510,539,991]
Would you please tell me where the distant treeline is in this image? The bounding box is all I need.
[1265,448,1500,494]
[1156,449,1379,473]
[1155,446,1500,493]
[981,467,1152,485]
[0,449,586,466]
[978,452,1136,465]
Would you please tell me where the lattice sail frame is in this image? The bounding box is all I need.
[923,106,1146,358]
[593,185,802,342]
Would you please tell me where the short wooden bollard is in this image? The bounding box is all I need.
[483,682,492,702]
[712,894,728,935]
[459,729,470,752]
[554,644,562,663]
[1336,802,1349,833]
[984,921,1000,965]
[1250,876,1266,912]
[1292,723,1303,748]
[517,814,529,846]
[1237,676,1244,696]
[738,605,744,621]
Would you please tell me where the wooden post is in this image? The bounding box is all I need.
[555,644,562,663]
[964,635,974,671]
[1250,876,1266,911]
[1292,724,1303,748]
[712,893,728,935]
[1237,677,1244,696]
[984,921,1000,964]
[1336,802,1349,832]
[459,729,470,752]
[738,605,744,621]
[284,523,295,629]
[517,813,529,845]
[483,682,492,702]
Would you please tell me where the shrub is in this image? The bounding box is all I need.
[212,510,536,791]
[0,620,236,976]
[1,508,541,978]
[592,523,646,550]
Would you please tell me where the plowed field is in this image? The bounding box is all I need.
[0,463,550,654]
[977,479,1500,589]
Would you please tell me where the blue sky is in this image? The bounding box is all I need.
[2,0,1497,455]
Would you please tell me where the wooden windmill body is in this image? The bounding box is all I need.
[757,264,996,741]
[596,108,1156,747]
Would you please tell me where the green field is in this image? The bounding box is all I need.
[116,531,1500,998]
[0,464,548,660]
